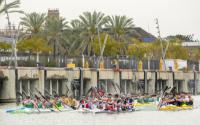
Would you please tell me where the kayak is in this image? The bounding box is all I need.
[134,102,157,111]
[159,105,193,111]
[77,108,137,114]
[6,106,74,114]
[134,102,193,111]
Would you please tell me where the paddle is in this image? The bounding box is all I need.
[170,87,177,98]
[28,89,41,113]
[16,91,24,105]
[28,89,34,98]
[22,90,28,98]
[111,82,117,93]
[16,91,24,99]
[45,89,52,97]
[157,86,171,110]
[35,88,61,112]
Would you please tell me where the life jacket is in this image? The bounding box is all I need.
[56,101,62,107]
[24,102,34,108]
[37,102,43,108]
[86,103,89,109]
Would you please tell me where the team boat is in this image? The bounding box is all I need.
[6,106,73,114]
[134,94,193,111]
[77,95,137,114]
[6,95,77,114]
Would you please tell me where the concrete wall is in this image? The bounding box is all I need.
[1,67,200,102]
[0,69,16,102]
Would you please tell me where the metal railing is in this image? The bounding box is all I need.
[0,52,199,71]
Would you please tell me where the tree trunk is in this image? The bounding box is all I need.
[53,40,56,59]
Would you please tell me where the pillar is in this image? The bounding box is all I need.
[19,80,22,95]
[124,80,127,94]
[182,78,189,93]
[80,68,83,98]
[62,80,67,95]
[166,72,173,92]
[144,71,148,93]
[114,70,120,93]
[196,72,200,94]
[148,72,156,94]
[50,80,52,95]
[56,80,59,95]
[0,69,16,102]
[27,80,30,96]
[38,69,45,95]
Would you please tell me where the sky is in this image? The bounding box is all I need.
[0,0,199,40]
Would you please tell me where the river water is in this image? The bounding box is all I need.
[1,96,200,125]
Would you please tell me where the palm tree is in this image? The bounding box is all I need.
[0,0,22,15]
[44,17,69,59]
[70,19,83,31]
[20,12,46,36]
[105,15,134,42]
[60,19,84,56]
[79,11,108,56]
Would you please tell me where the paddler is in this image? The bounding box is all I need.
[68,96,77,109]
[116,99,122,112]
[44,96,53,108]
[79,97,86,108]
[35,95,43,109]
[22,96,34,108]
[53,95,62,107]
[188,95,193,106]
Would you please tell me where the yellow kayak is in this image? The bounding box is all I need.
[134,102,156,107]
[159,105,193,111]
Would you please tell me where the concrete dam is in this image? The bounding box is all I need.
[0,67,200,102]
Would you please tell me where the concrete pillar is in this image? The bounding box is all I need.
[148,72,156,94]
[56,80,59,95]
[80,68,83,98]
[113,71,120,93]
[0,69,16,102]
[91,70,97,88]
[144,71,148,93]
[124,80,127,94]
[50,80,52,95]
[83,70,98,96]
[106,80,108,93]
[166,72,173,92]
[27,80,30,96]
[196,72,200,94]
[194,71,199,95]
[31,80,38,95]
[19,80,22,94]
[182,78,189,93]
[38,69,45,95]
[62,80,67,95]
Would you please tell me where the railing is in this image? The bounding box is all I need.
[0,52,199,71]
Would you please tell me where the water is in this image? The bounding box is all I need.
[1,96,200,125]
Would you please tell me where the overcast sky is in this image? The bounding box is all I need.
[0,0,199,39]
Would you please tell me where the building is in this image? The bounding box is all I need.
[129,27,156,42]
[182,41,200,47]
[47,9,59,19]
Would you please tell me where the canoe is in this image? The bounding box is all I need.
[6,106,73,114]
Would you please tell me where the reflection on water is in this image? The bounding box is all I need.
[1,96,200,125]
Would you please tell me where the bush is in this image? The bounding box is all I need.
[45,61,57,67]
